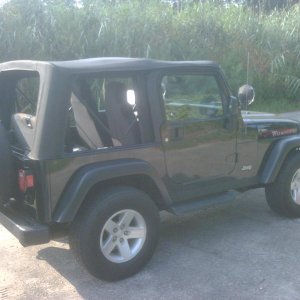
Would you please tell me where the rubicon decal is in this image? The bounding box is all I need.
[258,128,298,139]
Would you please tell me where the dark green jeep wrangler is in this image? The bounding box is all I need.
[1,58,300,281]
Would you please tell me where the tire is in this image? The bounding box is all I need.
[69,186,160,281]
[0,122,14,205]
[265,153,300,218]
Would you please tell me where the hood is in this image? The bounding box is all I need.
[241,110,275,118]
[242,110,300,139]
[242,110,300,122]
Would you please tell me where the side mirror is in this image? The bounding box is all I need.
[238,84,255,110]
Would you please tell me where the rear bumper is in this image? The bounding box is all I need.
[0,205,50,246]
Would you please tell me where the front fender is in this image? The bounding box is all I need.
[53,159,171,223]
[260,136,300,184]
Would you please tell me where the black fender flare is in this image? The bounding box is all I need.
[260,136,300,184]
[53,159,171,223]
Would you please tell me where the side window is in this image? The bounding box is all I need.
[65,74,154,153]
[86,77,136,112]
[162,74,223,121]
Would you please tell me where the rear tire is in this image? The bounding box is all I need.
[69,186,160,281]
[265,154,300,218]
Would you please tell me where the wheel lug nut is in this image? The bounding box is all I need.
[124,231,129,236]
[113,228,118,233]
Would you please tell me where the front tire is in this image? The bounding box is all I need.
[69,186,160,281]
[265,153,300,218]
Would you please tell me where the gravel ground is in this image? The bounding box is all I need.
[1,188,300,300]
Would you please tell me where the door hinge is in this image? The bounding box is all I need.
[235,153,238,163]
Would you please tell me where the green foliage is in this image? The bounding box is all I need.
[244,0,299,12]
[0,0,300,107]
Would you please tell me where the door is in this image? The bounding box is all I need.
[161,71,237,184]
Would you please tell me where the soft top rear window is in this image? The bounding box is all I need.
[0,71,40,130]
[14,71,40,115]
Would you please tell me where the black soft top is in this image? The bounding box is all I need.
[0,57,220,160]
[0,57,219,73]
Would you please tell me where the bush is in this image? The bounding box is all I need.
[0,0,300,105]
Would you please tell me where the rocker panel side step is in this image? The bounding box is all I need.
[168,190,239,215]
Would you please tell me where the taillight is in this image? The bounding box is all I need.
[18,169,35,193]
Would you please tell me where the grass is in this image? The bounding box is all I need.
[0,0,300,109]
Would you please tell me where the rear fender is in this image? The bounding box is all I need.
[53,159,171,223]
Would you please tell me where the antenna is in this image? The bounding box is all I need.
[246,52,250,85]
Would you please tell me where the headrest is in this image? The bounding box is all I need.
[105,82,127,106]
